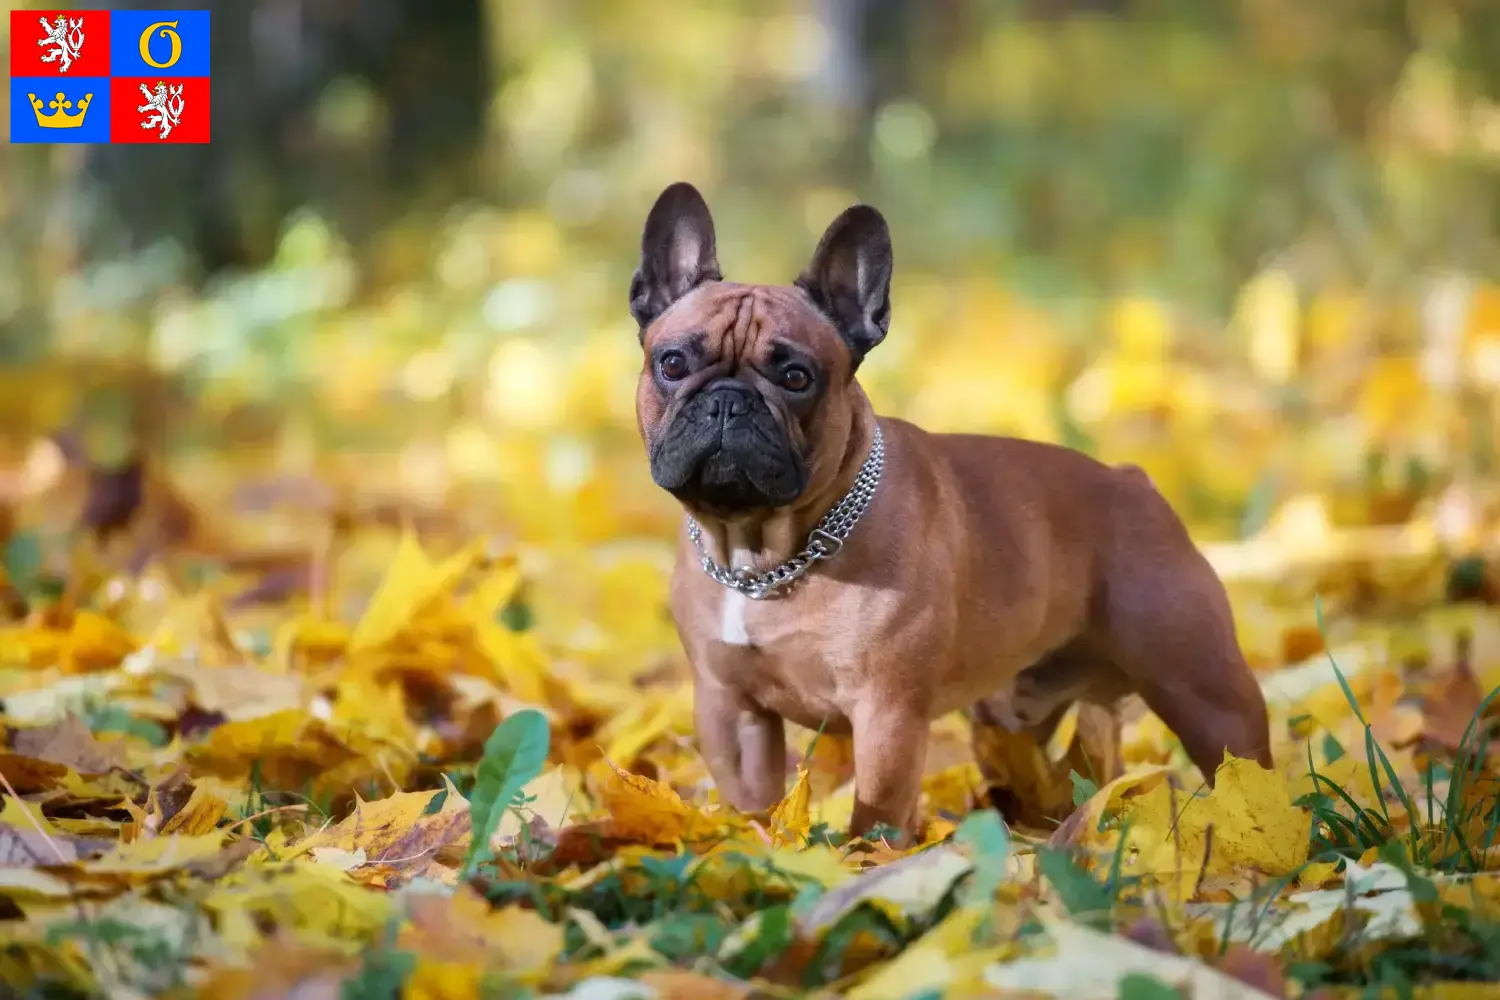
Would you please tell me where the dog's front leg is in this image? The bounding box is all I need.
[693,675,786,813]
[849,700,928,844]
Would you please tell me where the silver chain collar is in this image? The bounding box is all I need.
[686,423,885,600]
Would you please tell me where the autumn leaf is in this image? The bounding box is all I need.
[768,766,812,847]
[9,713,128,774]
[399,884,564,980]
[202,863,397,953]
[186,710,360,791]
[1099,754,1312,902]
[8,49,1500,993]
[289,782,471,875]
[83,831,235,881]
[347,531,481,654]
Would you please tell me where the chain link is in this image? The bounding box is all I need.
[687,423,885,600]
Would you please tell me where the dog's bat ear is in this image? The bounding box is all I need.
[629,182,722,335]
[796,205,892,369]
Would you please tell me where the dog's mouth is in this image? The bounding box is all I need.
[649,385,807,514]
[671,446,805,514]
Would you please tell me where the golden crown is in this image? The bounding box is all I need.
[29,92,92,129]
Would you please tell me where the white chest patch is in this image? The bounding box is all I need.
[718,588,752,646]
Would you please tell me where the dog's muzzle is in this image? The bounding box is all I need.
[650,380,806,513]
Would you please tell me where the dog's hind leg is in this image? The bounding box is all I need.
[1096,497,1273,785]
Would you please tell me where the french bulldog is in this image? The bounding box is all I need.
[629,182,1272,841]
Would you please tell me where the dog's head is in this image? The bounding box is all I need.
[630,182,892,520]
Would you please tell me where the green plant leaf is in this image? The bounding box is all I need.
[954,808,1010,910]
[1118,972,1186,999]
[1036,846,1113,928]
[723,903,794,980]
[2,530,42,590]
[462,708,550,880]
[1070,769,1099,807]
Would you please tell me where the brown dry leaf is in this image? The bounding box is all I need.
[971,704,1118,830]
[637,970,753,1000]
[9,713,128,774]
[122,774,231,841]
[0,823,77,866]
[1419,654,1495,753]
[0,754,70,795]
[171,664,307,721]
[399,884,564,980]
[1214,944,1291,996]
[194,934,355,1000]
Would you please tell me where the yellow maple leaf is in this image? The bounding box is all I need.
[61,610,138,673]
[203,862,396,953]
[462,558,523,622]
[1287,753,1382,813]
[1111,296,1171,361]
[348,530,481,654]
[84,831,231,878]
[161,782,230,837]
[1117,753,1312,899]
[768,767,811,847]
[0,795,62,839]
[600,766,710,844]
[187,710,357,790]
[922,762,983,818]
[280,615,352,666]
[1237,268,1301,384]
[761,844,854,888]
[325,672,420,752]
[598,686,695,767]
[1357,357,1426,435]
[1201,752,1313,875]
[1064,765,1173,856]
[847,908,1008,1000]
[403,958,485,1000]
[471,616,550,703]
[289,782,470,866]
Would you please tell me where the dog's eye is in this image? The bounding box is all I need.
[658,351,689,381]
[780,366,813,392]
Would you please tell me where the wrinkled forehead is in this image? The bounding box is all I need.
[643,282,843,360]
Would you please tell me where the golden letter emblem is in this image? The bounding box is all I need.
[138,20,182,70]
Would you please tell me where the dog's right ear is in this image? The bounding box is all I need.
[629,182,722,334]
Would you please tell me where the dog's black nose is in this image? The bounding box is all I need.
[704,380,754,419]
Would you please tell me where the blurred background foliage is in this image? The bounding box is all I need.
[3,0,1500,577]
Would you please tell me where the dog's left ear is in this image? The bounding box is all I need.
[796,205,892,368]
[629,182,722,334]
